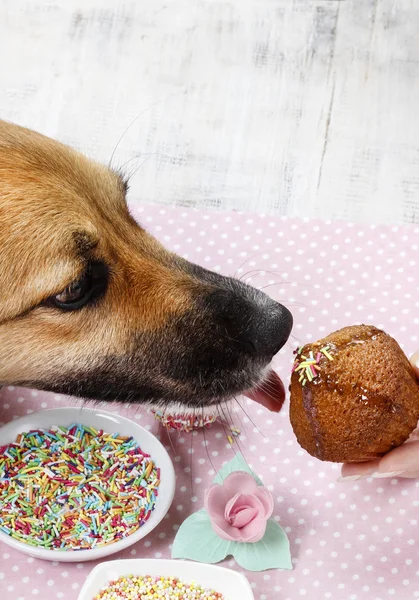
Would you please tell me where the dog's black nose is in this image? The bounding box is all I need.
[248,301,293,358]
[206,288,293,360]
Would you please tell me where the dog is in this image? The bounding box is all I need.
[0,120,293,414]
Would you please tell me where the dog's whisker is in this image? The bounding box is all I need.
[108,99,167,167]
[232,251,265,279]
[223,401,247,457]
[239,269,287,281]
[265,299,309,309]
[256,381,288,406]
[238,269,314,288]
[202,409,216,473]
[230,396,248,435]
[132,403,142,423]
[165,423,178,459]
[259,382,282,396]
[224,401,239,433]
[258,376,283,394]
[238,268,264,281]
[118,152,157,174]
[216,403,238,458]
[125,154,155,184]
[234,397,268,440]
[189,428,195,491]
[256,282,310,294]
[220,402,252,469]
[234,397,258,446]
[256,281,311,299]
[156,403,179,457]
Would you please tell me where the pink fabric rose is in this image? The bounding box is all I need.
[204,471,274,543]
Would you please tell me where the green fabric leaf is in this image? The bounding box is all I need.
[212,452,263,486]
[172,454,292,571]
[172,510,292,571]
[172,509,232,564]
[233,520,292,571]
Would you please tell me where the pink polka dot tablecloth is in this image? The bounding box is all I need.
[1,206,419,600]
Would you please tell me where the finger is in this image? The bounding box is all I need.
[339,441,419,481]
[339,438,419,481]
[338,352,419,482]
[404,426,419,442]
[410,350,419,377]
[377,439,419,478]
[338,460,380,481]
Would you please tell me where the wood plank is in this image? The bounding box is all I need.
[0,0,418,224]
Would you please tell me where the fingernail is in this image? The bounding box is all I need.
[410,351,419,369]
[337,474,362,482]
[371,470,406,479]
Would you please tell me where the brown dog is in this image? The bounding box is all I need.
[0,120,292,413]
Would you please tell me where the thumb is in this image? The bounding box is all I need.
[339,350,419,481]
[339,441,419,481]
[410,351,419,378]
[377,439,419,478]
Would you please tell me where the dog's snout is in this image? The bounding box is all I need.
[254,301,293,358]
[206,288,293,361]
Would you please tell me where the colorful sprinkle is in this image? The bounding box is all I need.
[152,410,218,433]
[0,424,160,551]
[94,575,225,599]
[152,410,241,445]
[320,346,334,361]
[292,344,335,386]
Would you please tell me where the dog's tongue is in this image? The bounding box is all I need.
[245,369,286,413]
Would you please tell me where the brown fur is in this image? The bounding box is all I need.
[0,120,292,408]
[0,122,194,378]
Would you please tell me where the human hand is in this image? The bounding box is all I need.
[339,351,419,481]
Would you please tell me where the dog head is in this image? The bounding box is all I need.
[0,121,293,410]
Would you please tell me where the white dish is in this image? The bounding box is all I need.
[78,558,255,600]
[0,407,175,562]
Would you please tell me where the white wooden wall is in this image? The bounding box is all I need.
[1,0,418,224]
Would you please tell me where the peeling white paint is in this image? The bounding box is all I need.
[1,0,418,224]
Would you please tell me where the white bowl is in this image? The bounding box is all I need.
[0,407,175,562]
[78,559,255,600]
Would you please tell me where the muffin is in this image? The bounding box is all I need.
[289,325,419,462]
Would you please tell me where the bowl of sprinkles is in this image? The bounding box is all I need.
[0,407,175,561]
[77,559,255,600]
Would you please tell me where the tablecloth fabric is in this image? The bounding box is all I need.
[1,206,419,600]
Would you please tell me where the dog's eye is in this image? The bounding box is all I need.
[55,273,90,307]
[51,262,108,311]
